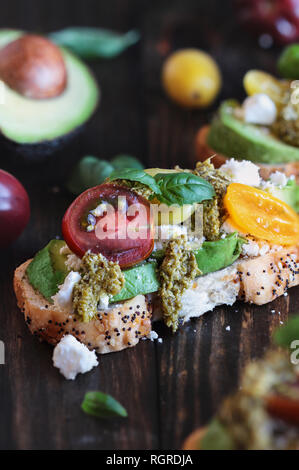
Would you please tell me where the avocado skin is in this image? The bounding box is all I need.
[208,100,299,164]
[0,122,85,162]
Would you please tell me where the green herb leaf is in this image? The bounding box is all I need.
[111,154,144,170]
[278,44,299,79]
[201,419,236,450]
[67,156,114,195]
[273,315,299,349]
[49,27,140,60]
[81,391,128,419]
[108,168,161,194]
[154,172,215,206]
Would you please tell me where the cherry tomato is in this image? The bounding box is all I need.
[266,395,299,426]
[0,169,30,247]
[235,0,299,45]
[62,183,154,268]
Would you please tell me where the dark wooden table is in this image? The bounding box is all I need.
[1,0,298,450]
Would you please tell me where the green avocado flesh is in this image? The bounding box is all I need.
[208,100,299,164]
[0,30,99,144]
[26,240,69,302]
[26,233,244,304]
[266,179,299,211]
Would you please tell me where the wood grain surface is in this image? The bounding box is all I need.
[0,0,297,450]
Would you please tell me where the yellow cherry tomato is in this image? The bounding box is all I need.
[145,168,195,225]
[243,70,290,108]
[224,183,299,246]
[145,168,179,177]
[162,49,222,108]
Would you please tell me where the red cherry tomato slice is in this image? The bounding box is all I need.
[266,395,299,426]
[0,169,30,247]
[62,184,154,268]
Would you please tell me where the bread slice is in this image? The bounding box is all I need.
[152,245,299,321]
[14,260,152,354]
[14,244,299,350]
[195,125,299,182]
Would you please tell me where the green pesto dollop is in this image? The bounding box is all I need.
[159,236,201,332]
[110,179,154,200]
[193,160,231,240]
[73,253,125,323]
[272,104,299,147]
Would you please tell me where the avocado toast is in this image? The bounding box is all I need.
[13,159,299,359]
[196,63,299,182]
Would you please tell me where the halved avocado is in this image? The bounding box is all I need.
[0,29,99,159]
[208,100,299,164]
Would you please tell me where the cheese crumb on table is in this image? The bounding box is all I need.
[53,335,98,380]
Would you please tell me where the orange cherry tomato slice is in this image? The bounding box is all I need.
[223,183,299,246]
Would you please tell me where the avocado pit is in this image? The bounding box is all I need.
[0,34,67,99]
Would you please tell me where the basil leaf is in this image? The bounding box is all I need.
[67,156,114,195]
[154,172,215,206]
[111,154,144,170]
[273,315,299,349]
[49,27,140,60]
[108,169,161,194]
[81,391,128,419]
[201,419,236,450]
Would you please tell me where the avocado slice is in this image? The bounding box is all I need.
[264,179,299,212]
[26,240,69,301]
[208,100,299,164]
[0,29,99,159]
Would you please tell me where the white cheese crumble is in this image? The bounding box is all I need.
[52,271,81,311]
[147,330,159,341]
[53,335,98,380]
[220,158,261,186]
[153,224,188,251]
[242,240,269,258]
[269,171,288,188]
[242,93,277,125]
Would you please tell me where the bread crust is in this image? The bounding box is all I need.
[195,125,299,182]
[14,260,152,354]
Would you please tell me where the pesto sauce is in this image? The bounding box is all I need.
[73,252,125,322]
[159,236,201,332]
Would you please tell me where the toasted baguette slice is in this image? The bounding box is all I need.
[152,245,299,321]
[195,125,299,182]
[14,260,152,354]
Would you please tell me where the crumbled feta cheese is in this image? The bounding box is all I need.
[53,335,98,380]
[220,158,261,186]
[243,93,277,125]
[147,330,159,341]
[153,224,188,251]
[98,293,110,310]
[158,338,163,343]
[52,271,81,310]
[269,171,288,188]
[225,326,231,331]
[241,240,269,258]
[242,241,260,257]
[65,254,82,271]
